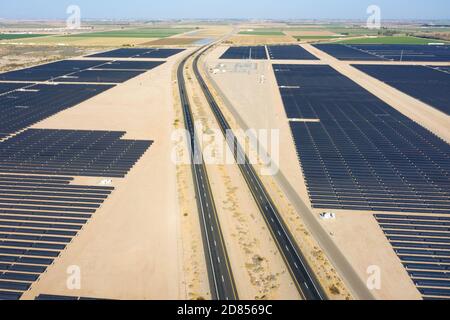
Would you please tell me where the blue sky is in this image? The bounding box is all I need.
[0,0,449,20]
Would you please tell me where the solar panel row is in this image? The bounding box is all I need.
[220,45,319,60]
[220,46,268,60]
[273,64,450,214]
[353,64,450,115]
[314,44,450,62]
[375,214,450,300]
[0,129,153,178]
[0,60,108,82]
[0,59,164,83]
[93,60,165,71]
[0,83,114,139]
[88,48,185,59]
[313,44,384,61]
[267,45,319,60]
[0,174,113,300]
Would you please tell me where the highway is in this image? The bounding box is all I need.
[191,49,327,300]
[177,49,238,300]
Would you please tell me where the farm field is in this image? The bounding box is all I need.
[0,33,51,40]
[67,28,193,38]
[239,29,285,36]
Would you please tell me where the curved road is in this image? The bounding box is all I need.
[177,50,238,300]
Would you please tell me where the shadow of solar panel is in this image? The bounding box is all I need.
[88,48,185,58]
[0,129,153,177]
[220,46,268,60]
[273,64,450,214]
[0,83,114,138]
[0,174,113,300]
[267,45,319,60]
[353,64,450,115]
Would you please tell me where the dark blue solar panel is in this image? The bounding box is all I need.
[0,129,153,177]
[353,64,450,115]
[314,44,450,62]
[313,44,384,61]
[0,174,113,300]
[0,60,113,82]
[88,48,185,59]
[0,83,113,138]
[273,64,450,214]
[0,59,163,84]
[220,46,268,60]
[375,214,450,299]
[55,69,145,83]
[92,60,165,71]
[267,45,318,60]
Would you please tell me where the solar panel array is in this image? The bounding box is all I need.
[376,214,450,299]
[0,50,162,300]
[0,59,164,83]
[0,129,153,178]
[0,83,113,139]
[0,60,107,82]
[220,46,268,60]
[353,64,450,115]
[273,64,450,214]
[267,45,319,60]
[88,48,185,59]
[93,60,165,70]
[313,44,384,61]
[0,174,113,300]
[56,69,144,84]
[314,44,450,62]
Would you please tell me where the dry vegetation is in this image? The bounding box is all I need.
[0,45,98,71]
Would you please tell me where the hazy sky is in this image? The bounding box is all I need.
[1,0,449,20]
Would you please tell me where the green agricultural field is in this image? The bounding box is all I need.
[336,36,449,45]
[0,33,50,40]
[66,28,193,38]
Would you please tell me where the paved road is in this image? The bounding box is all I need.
[177,50,238,300]
[192,51,326,300]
